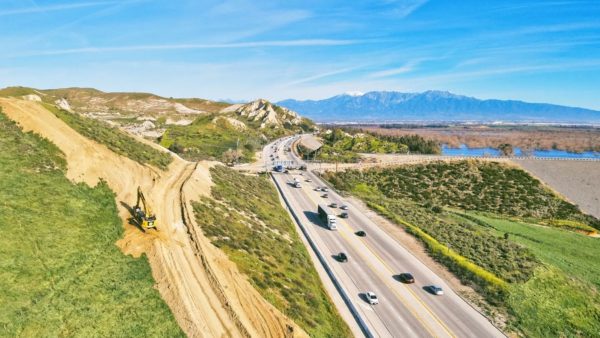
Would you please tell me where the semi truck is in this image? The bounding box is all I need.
[318,204,337,230]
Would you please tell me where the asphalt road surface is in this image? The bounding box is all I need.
[265,136,505,338]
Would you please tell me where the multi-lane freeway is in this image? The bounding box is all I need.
[265,135,505,338]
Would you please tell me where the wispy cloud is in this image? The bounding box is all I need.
[14,39,366,57]
[402,60,600,87]
[368,61,418,78]
[387,0,429,18]
[0,1,115,16]
[286,66,364,86]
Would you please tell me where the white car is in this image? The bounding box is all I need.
[340,205,349,210]
[366,292,379,305]
[428,285,444,295]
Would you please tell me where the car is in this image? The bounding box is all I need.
[398,273,415,284]
[330,203,338,208]
[428,285,444,295]
[355,230,366,237]
[337,252,348,262]
[321,193,329,198]
[340,212,349,219]
[315,187,321,191]
[322,187,329,192]
[340,205,349,210]
[305,178,312,182]
[365,292,379,305]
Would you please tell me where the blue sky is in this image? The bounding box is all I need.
[1,0,599,108]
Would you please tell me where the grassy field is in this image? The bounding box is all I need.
[0,111,183,337]
[324,161,600,337]
[193,166,351,337]
[508,266,600,337]
[327,160,599,229]
[43,103,173,170]
[463,212,600,288]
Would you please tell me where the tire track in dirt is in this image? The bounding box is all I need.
[0,98,307,338]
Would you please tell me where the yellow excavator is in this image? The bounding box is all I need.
[134,186,157,230]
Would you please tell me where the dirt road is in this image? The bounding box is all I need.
[0,98,307,338]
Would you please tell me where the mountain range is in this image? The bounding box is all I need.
[277,91,600,124]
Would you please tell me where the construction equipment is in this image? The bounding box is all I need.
[134,186,157,230]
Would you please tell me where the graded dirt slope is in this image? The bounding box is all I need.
[513,159,600,219]
[0,97,307,338]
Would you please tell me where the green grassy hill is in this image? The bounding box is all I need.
[328,160,598,229]
[0,110,183,337]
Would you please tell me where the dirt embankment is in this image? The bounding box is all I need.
[0,98,307,338]
[512,159,600,219]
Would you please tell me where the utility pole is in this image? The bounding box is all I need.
[235,137,240,166]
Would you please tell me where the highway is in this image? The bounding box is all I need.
[265,136,505,338]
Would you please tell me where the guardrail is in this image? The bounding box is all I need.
[270,173,373,338]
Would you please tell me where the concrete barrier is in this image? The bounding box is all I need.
[270,173,374,338]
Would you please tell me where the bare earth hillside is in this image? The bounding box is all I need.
[513,159,600,219]
[0,97,307,338]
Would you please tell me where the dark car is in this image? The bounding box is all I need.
[398,273,415,284]
[321,193,329,198]
[340,212,349,219]
[337,252,348,262]
[330,203,338,208]
[355,230,366,237]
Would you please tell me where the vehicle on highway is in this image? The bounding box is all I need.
[337,252,348,262]
[273,164,284,172]
[355,230,366,237]
[322,187,329,192]
[340,212,349,218]
[321,193,328,198]
[398,273,415,284]
[315,187,321,191]
[294,181,301,188]
[366,292,379,305]
[330,202,338,208]
[427,285,444,295]
[340,205,349,210]
[305,178,312,182]
[317,204,337,230]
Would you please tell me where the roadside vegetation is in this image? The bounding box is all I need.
[307,127,440,163]
[192,166,351,337]
[323,160,600,337]
[43,103,173,170]
[328,160,598,229]
[0,111,183,337]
